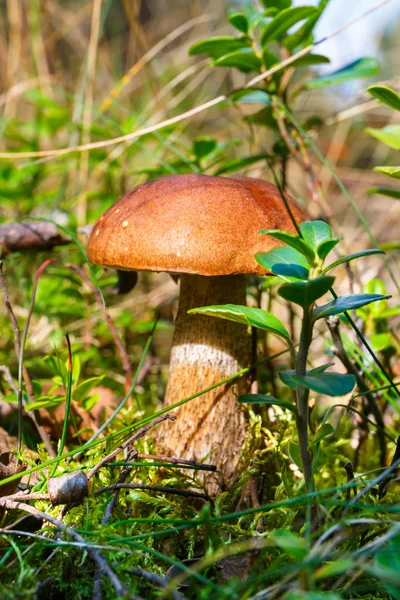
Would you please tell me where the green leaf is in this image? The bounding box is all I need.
[366,186,400,200]
[322,248,385,273]
[72,375,105,402]
[271,530,308,560]
[279,363,334,389]
[314,559,354,580]
[305,58,380,89]
[313,293,390,320]
[278,276,335,307]
[300,220,332,250]
[288,442,303,468]
[214,154,267,175]
[260,229,315,262]
[213,48,262,73]
[284,592,342,600]
[283,372,356,396]
[310,423,334,446]
[238,394,297,414]
[261,6,318,46]
[367,84,400,111]
[366,125,400,150]
[291,53,330,67]
[193,137,217,160]
[245,106,278,130]
[188,36,251,60]
[260,0,292,9]
[230,89,271,105]
[188,304,290,340]
[228,12,249,34]
[255,246,310,281]
[374,166,400,179]
[317,238,340,261]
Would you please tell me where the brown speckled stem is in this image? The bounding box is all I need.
[158,274,250,494]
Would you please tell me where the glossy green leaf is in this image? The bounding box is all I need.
[322,248,385,273]
[260,229,315,262]
[284,0,329,51]
[310,423,334,446]
[279,363,334,389]
[188,36,251,59]
[214,154,267,175]
[260,0,292,9]
[366,125,400,150]
[366,186,400,200]
[313,293,390,320]
[284,372,356,396]
[72,375,105,402]
[238,394,297,414]
[230,89,270,105]
[213,48,262,73]
[300,220,332,249]
[228,12,249,34]
[261,6,318,46]
[255,246,309,281]
[193,137,217,159]
[188,304,290,340]
[305,58,380,89]
[367,84,400,111]
[374,166,400,179]
[271,530,308,560]
[317,238,340,261]
[278,276,335,307]
[291,53,330,68]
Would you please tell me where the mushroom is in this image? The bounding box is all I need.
[87,174,307,492]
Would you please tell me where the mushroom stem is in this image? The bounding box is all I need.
[158,274,250,493]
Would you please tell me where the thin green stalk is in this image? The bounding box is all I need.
[295,305,314,493]
[17,259,55,454]
[50,334,73,478]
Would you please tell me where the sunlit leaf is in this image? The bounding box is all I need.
[374,166,400,179]
[271,529,308,560]
[278,276,335,307]
[255,246,310,281]
[188,304,290,340]
[367,186,400,200]
[228,12,249,34]
[313,293,390,320]
[366,125,400,150]
[310,423,334,446]
[367,84,400,111]
[260,229,315,261]
[261,6,318,46]
[322,249,385,273]
[189,36,251,60]
[291,53,330,67]
[299,220,332,249]
[305,58,380,89]
[213,48,262,73]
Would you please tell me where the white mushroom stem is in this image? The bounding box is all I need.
[158,274,250,493]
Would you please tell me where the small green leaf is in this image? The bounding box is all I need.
[366,125,400,150]
[271,529,308,560]
[279,363,335,390]
[291,53,330,67]
[260,0,292,9]
[305,58,380,89]
[288,442,303,469]
[228,12,249,34]
[72,375,105,402]
[278,276,335,307]
[238,394,297,414]
[310,423,334,446]
[367,84,400,111]
[260,229,315,262]
[284,372,356,396]
[314,559,354,580]
[313,293,390,320]
[214,154,268,175]
[230,89,271,105]
[193,137,217,159]
[189,36,251,60]
[255,246,310,281]
[317,238,340,261]
[261,6,318,46]
[374,166,400,179]
[284,592,342,600]
[367,186,400,200]
[213,48,262,73]
[188,304,290,340]
[300,220,332,249]
[322,248,385,273]
[284,1,328,51]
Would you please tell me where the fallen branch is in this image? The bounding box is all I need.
[0,222,69,256]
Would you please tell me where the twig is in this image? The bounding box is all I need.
[66,263,132,390]
[95,483,208,500]
[87,414,176,480]
[137,453,217,472]
[0,222,69,256]
[0,262,55,457]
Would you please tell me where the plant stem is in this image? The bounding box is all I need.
[295,305,314,492]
